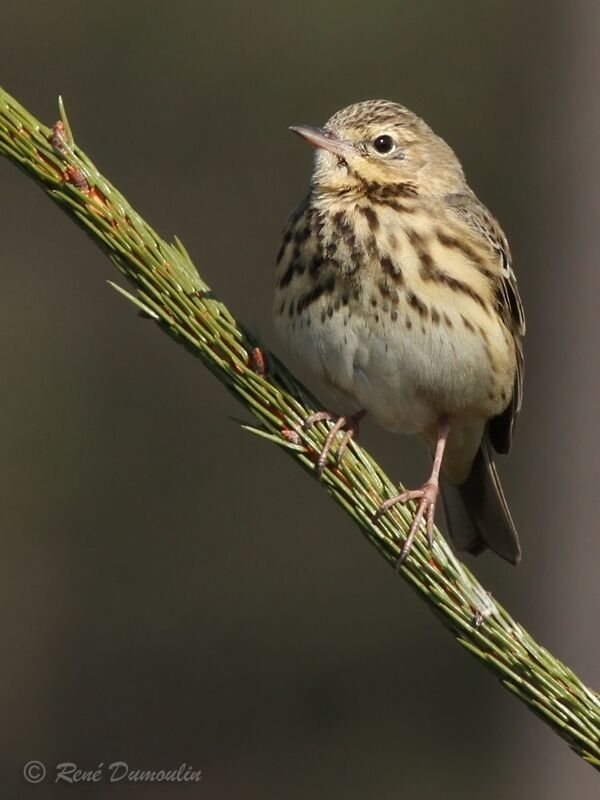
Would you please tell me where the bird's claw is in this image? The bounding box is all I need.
[303,409,366,477]
[375,481,440,569]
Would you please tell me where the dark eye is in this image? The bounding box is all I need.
[372,134,395,154]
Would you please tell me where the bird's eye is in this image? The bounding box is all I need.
[372,134,395,154]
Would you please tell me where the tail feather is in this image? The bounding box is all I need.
[440,441,521,565]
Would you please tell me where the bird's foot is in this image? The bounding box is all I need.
[375,481,440,569]
[303,409,366,477]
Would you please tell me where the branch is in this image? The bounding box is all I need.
[1,85,598,770]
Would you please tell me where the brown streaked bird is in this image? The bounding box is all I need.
[274,100,525,566]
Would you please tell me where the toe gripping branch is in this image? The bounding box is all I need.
[303,410,366,477]
[375,417,451,569]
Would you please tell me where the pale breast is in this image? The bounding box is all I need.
[274,197,517,435]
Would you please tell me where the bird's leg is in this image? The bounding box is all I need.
[376,417,451,568]
[303,409,366,477]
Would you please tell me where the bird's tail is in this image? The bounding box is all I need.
[440,440,521,565]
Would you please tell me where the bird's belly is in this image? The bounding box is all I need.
[276,300,515,434]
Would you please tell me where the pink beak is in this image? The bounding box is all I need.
[289,125,354,158]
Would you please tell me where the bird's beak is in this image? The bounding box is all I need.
[289,125,354,158]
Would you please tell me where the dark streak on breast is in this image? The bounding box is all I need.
[406,289,428,319]
[296,274,336,314]
[437,229,495,279]
[410,228,489,312]
[380,253,404,285]
[357,204,380,231]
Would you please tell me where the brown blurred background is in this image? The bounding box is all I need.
[1,0,599,797]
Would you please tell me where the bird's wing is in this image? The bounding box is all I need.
[447,192,525,454]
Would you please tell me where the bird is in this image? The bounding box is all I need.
[273,100,525,566]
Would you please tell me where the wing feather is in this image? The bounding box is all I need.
[447,192,525,453]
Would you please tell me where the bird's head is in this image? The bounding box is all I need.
[290,100,465,199]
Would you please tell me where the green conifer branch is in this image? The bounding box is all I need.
[1,85,598,770]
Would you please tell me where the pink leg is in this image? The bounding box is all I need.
[303,409,366,477]
[376,418,451,568]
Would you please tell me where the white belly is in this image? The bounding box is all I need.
[275,296,514,435]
